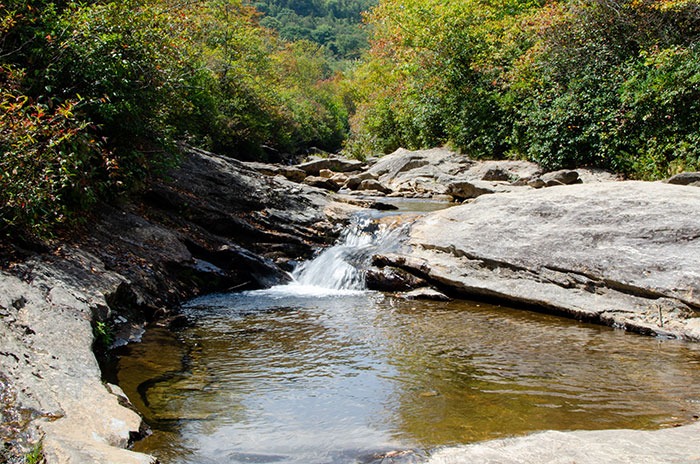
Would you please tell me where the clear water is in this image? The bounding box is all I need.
[114,207,700,463]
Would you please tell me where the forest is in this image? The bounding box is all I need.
[1,0,699,239]
[249,0,375,59]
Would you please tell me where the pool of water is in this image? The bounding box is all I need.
[114,289,700,463]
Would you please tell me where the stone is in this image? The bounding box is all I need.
[358,179,392,194]
[303,176,341,192]
[296,157,365,175]
[319,169,334,178]
[542,169,581,185]
[481,168,512,181]
[400,287,451,301]
[280,166,307,183]
[666,172,700,186]
[365,266,426,292]
[330,172,349,185]
[428,422,700,464]
[445,180,495,201]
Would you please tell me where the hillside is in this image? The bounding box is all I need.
[250,0,376,59]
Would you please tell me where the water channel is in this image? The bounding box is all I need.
[113,200,700,463]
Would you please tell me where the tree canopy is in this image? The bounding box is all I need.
[347,0,700,179]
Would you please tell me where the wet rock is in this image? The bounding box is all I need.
[365,266,426,292]
[667,172,700,186]
[400,287,451,301]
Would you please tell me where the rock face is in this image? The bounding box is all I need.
[377,181,700,340]
[0,147,361,463]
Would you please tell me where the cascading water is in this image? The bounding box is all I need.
[285,214,409,292]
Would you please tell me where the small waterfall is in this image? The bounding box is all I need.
[290,215,409,292]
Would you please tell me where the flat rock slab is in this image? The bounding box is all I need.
[428,421,700,464]
[381,181,700,339]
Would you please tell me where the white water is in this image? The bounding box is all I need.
[266,215,410,296]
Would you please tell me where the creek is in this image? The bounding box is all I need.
[112,200,700,464]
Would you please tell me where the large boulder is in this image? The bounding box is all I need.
[378,181,700,340]
[296,157,365,176]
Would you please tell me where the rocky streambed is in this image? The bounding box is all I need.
[1,146,699,463]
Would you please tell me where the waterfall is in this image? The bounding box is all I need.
[289,215,409,292]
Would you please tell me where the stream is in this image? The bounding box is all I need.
[112,201,700,463]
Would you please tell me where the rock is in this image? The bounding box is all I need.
[242,161,280,176]
[383,181,700,340]
[296,157,365,175]
[400,287,451,301]
[527,178,546,189]
[344,176,363,190]
[366,148,542,197]
[303,175,341,192]
[358,179,392,194]
[542,169,581,186]
[280,166,307,183]
[0,272,154,464]
[446,180,495,200]
[330,172,349,185]
[334,196,399,211]
[319,169,334,178]
[667,172,700,186]
[428,422,700,464]
[365,266,426,291]
[481,168,512,182]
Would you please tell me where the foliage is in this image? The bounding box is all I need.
[24,440,44,464]
[1,0,352,238]
[348,0,700,178]
[250,0,376,59]
[93,320,114,350]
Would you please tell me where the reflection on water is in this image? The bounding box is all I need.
[116,291,700,464]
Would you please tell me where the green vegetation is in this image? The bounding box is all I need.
[2,0,699,240]
[25,440,44,464]
[249,0,376,59]
[1,0,349,238]
[347,0,700,179]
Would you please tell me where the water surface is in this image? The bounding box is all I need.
[117,291,700,463]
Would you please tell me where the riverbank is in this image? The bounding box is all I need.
[0,147,360,462]
[1,146,699,462]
